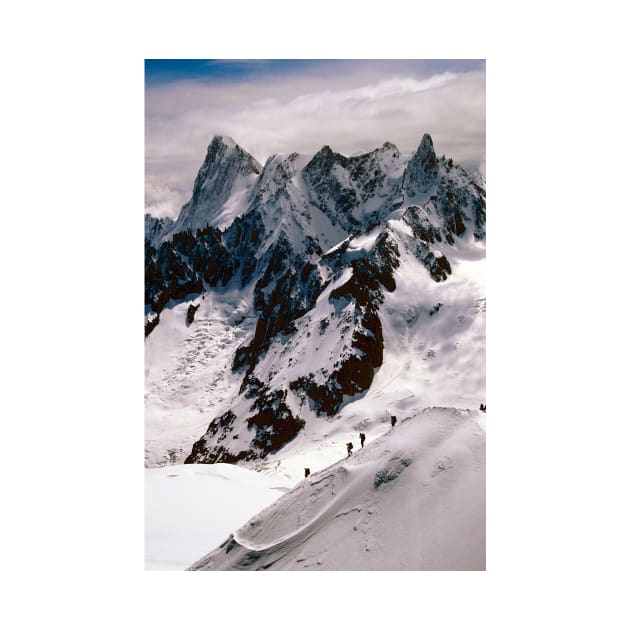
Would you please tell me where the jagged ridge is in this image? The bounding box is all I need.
[145,133,486,464]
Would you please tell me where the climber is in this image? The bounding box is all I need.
[304,467,311,478]
[359,432,366,448]
[346,442,354,457]
[479,403,486,412]
[391,415,397,427]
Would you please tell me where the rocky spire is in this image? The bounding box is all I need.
[402,133,439,197]
[190,136,261,203]
[172,136,262,234]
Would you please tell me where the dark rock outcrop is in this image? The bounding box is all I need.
[402,133,439,197]
[288,232,400,416]
[233,239,324,373]
[144,214,174,247]
[144,225,236,325]
[186,303,200,326]
[144,313,160,339]
[185,387,306,464]
[302,143,401,232]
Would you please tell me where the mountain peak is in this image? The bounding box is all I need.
[314,145,336,160]
[377,141,401,160]
[194,136,261,193]
[303,145,348,181]
[169,136,262,235]
[209,134,237,149]
[314,144,347,160]
[416,133,436,164]
[402,133,439,197]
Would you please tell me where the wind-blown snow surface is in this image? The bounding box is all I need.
[145,464,288,570]
[189,408,485,571]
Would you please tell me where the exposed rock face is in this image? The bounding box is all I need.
[144,312,160,339]
[402,133,486,243]
[402,133,439,197]
[185,411,242,464]
[144,225,236,316]
[186,384,306,463]
[288,231,399,417]
[170,136,262,235]
[145,133,486,465]
[302,142,402,232]
[186,303,200,326]
[144,214,174,247]
[233,252,325,374]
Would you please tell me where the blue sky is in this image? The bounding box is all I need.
[145,59,485,218]
[145,59,485,86]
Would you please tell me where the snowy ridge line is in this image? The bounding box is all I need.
[189,457,376,566]
[188,479,361,569]
[231,460,372,552]
[188,427,395,568]
[188,406,485,571]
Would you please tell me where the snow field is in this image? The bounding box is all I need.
[145,464,289,570]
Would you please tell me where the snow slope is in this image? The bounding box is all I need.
[144,287,255,466]
[189,407,485,571]
[378,222,486,409]
[145,464,289,570]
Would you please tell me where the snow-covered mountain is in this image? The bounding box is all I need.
[145,131,485,570]
[169,135,262,236]
[145,132,485,469]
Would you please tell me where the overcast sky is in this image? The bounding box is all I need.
[145,60,485,219]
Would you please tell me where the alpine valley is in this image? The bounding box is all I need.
[144,133,486,570]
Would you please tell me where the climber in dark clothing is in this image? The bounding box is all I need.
[479,403,486,412]
[346,442,353,457]
[391,415,397,427]
[359,432,366,448]
[304,467,311,478]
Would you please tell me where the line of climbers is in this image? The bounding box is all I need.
[304,406,484,478]
[304,415,398,478]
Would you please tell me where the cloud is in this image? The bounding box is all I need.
[144,178,188,219]
[145,62,485,219]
